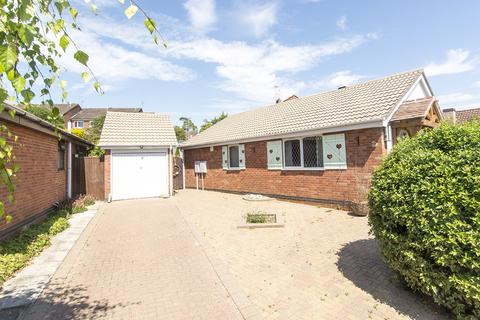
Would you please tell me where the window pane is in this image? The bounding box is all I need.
[303,137,323,167]
[229,146,239,167]
[284,140,301,166]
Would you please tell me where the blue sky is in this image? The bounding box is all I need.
[55,0,480,125]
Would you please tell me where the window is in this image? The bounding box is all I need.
[74,120,84,128]
[222,144,245,170]
[284,136,324,168]
[58,142,65,170]
[228,146,240,168]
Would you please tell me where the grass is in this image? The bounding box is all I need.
[0,195,95,286]
[246,211,276,224]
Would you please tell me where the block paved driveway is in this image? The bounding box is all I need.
[21,199,244,320]
[21,190,451,319]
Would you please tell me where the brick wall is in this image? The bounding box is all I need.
[184,128,386,206]
[0,121,67,235]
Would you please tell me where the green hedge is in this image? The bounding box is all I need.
[0,210,70,286]
[368,122,480,319]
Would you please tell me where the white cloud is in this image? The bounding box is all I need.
[310,70,366,89]
[336,16,347,30]
[240,2,278,37]
[424,49,476,76]
[184,0,217,33]
[168,34,377,103]
[438,92,477,105]
[474,81,480,87]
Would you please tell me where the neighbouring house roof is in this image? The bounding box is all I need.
[71,107,143,121]
[390,97,439,122]
[55,103,81,115]
[99,112,177,147]
[1,104,93,146]
[183,69,425,148]
[456,107,480,124]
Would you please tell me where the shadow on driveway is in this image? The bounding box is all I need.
[0,281,139,320]
[336,239,451,320]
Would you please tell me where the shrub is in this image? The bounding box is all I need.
[57,194,95,214]
[368,122,480,319]
[0,210,70,285]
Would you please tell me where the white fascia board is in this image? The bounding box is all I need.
[383,73,431,126]
[182,119,384,149]
[100,144,176,150]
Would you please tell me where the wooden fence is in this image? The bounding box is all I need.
[84,157,105,200]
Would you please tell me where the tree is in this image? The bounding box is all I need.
[84,115,105,145]
[24,105,65,128]
[174,125,186,142]
[0,1,165,223]
[179,117,197,137]
[200,112,227,132]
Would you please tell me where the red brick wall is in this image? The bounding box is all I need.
[0,121,67,234]
[184,128,386,205]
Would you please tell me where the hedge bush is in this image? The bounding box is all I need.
[368,121,480,319]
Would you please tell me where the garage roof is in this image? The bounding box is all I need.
[99,112,177,147]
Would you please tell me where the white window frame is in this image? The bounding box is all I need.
[225,144,244,170]
[282,136,325,171]
[74,120,84,128]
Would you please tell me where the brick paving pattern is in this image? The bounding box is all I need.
[21,199,243,320]
[174,190,451,320]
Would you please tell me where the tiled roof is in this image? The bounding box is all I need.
[390,97,435,122]
[99,112,177,147]
[55,103,80,115]
[456,107,480,124]
[71,107,142,120]
[184,69,424,148]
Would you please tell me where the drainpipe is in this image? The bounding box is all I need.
[67,141,72,198]
[385,125,393,153]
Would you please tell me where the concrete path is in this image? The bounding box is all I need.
[0,203,101,319]
[19,198,244,320]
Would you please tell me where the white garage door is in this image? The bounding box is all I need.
[111,152,169,200]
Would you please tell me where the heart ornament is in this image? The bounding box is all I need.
[336,143,342,149]
[327,154,333,159]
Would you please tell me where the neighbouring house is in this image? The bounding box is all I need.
[0,104,92,238]
[56,103,82,126]
[99,112,177,201]
[68,107,143,131]
[442,107,480,124]
[182,69,444,208]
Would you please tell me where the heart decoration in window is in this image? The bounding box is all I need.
[269,149,273,153]
[276,157,280,161]
[240,159,243,163]
[327,154,333,159]
[336,144,342,149]
[242,150,245,153]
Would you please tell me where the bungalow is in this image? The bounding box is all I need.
[99,112,177,201]
[0,104,92,238]
[182,69,443,208]
[68,107,143,131]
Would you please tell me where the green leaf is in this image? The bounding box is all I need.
[0,46,18,71]
[0,88,7,102]
[21,89,35,103]
[90,4,97,14]
[118,0,125,3]
[93,81,101,93]
[73,50,89,66]
[5,214,12,224]
[124,5,138,19]
[69,7,78,19]
[59,34,69,52]
[0,201,4,218]
[12,75,25,93]
[59,79,67,89]
[144,18,155,34]
[52,107,60,117]
[81,71,90,83]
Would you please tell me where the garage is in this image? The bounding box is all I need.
[98,111,178,201]
[111,152,169,200]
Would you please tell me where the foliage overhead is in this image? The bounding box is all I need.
[179,117,197,135]
[368,122,480,319]
[0,0,164,223]
[174,125,186,142]
[84,115,105,145]
[24,105,65,128]
[200,112,227,132]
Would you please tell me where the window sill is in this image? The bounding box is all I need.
[224,167,245,171]
[281,167,325,171]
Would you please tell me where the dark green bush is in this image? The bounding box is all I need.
[368,122,480,319]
